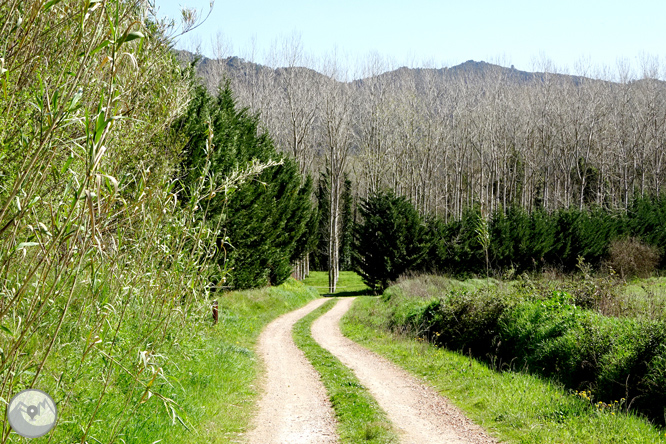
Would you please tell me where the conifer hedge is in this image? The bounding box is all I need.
[424,195,666,276]
[175,84,316,289]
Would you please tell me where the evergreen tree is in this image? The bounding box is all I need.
[353,190,428,292]
[174,84,315,289]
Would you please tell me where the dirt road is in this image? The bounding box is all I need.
[311,297,497,444]
[246,298,338,444]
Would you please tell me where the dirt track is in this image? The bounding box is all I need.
[247,296,497,444]
[311,297,498,444]
[246,298,338,444]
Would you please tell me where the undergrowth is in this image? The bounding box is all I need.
[378,274,666,425]
[343,295,666,443]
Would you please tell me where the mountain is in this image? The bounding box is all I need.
[175,49,590,93]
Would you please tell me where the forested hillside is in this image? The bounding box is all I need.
[181,48,666,288]
[183,48,666,217]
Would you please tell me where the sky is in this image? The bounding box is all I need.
[152,0,666,78]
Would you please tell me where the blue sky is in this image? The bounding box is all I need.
[153,0,666,77]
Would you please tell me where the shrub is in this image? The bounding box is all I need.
[381,279,666,424]
[607,237,660,279]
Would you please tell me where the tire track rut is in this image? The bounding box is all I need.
[246,298,338,444]
[311,297,498,444]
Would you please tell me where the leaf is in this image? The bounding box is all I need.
[37,222,52,236]
[61,154,74,174]
[124,31,144,43]
[96,55,113,73]
[116,31,144,48]
[0,326,12,336]
[90,39,112,57]
[94,112,107,144]
[27,195,41,209]
[69,87,83,112]
[16,242,39,250]
[44,0,64,11]
[98,174,118,196]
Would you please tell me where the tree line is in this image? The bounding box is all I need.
[189,43,666,289]
[352,192,666,292]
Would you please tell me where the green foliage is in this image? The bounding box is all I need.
[343,296,666,444]
[174,84,316,289]
[378,277,666,424]
[293,300,398,443]
[0,0,316,440]
[0,0,235,441]
[426,195,666,277]
[118,279,319,443]
[424,207,487,276]
[353,190,428,292]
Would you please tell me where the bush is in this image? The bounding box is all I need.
[381,280,666,424]
[607,237,660,279]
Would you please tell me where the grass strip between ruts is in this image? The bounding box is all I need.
[293,298,399,444]
[342,296,666,444]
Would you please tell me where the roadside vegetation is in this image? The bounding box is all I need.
[293,299,398,444]
[111,279,318,443]
[0,1,314,441]
[378,274,666,423]
[343,283,666,443]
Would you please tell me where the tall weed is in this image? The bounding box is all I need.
[0,1,271,441]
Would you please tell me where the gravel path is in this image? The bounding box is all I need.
[245,298,338,444]
[311,297,498,444]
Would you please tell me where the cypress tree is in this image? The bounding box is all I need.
[175,84,314,289]
[353,190,428,292]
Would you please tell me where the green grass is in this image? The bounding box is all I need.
[342,296,666,444]
[293,298,398,444]
[619,277,666,319]
[302,271,372,296]
[110,279,319,443]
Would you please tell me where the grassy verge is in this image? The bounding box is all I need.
[293,298,398,444]
[303,271,371,296]
[114,279,319,443]
[342,296,666,444]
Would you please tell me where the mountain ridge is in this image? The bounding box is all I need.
[175,49,607,92]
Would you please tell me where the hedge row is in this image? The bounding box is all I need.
[425,195,666,276]
[383,287,666,424]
